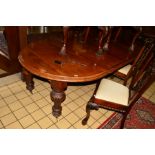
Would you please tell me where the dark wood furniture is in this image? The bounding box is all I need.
[108,27,142,80]
[111,27,142,51]
[113,27,155,81]
[60,26,110,55]
[0,27,24,77]
[18,30,135,118]
[0,26,62,78]
[82,39,155,128]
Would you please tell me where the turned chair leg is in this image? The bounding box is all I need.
[114,27,122,42]
[83,27,90,44]
[96,27,109,56]
[60,26,69,55]
[103,27,112,51]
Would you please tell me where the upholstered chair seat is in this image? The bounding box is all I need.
[95,79,129,106]
[118,64,132,75]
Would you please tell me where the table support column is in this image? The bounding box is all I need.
[50,80,67,118]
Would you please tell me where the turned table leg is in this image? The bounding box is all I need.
[50,80,67,118]
[22,68,34,93]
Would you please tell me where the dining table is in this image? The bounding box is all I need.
[18,33,134,118]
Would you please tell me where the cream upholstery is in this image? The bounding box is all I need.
[118,64,132,75]
[95,79,129,106]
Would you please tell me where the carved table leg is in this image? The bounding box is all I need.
[22,68,34,93]
[50,80,67,118]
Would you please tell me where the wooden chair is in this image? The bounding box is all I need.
[59,26,110,55]
[112,26,142,51]
[115,39,152,85]
[83,26,110,56]
[112,27,143,81]
[82,39,155,128]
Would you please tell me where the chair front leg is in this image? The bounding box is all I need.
[82,101,99,125]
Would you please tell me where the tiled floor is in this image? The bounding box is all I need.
[0,73,155,129]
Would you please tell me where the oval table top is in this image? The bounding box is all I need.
[18,37,132,82]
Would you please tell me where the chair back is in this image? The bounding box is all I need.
[126,39,155,104]
[125,39,154,83]
[112,27,142,49]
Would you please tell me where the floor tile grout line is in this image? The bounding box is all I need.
[20,103,54,129]
[53,116,73,129]
[0,83,41,114]
[29,110,55,128]
[1,88,36,129]
[0,77,49,102]
[0,119,5,128]
[1,87,31,105]
[25,120,42,129]
[0,101,15,118]
[1,102,24,128]
[1,98,44,128]
[55,101,91,127]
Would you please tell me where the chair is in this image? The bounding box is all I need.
[115,39,149,86]
[82,39,155,128]
[112,26,142,51]
[83,26,110,56]
[112,27,142,81]
[59,26,110,55]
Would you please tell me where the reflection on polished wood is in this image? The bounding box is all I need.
[18,32,135,118]
[60,26,110,56]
